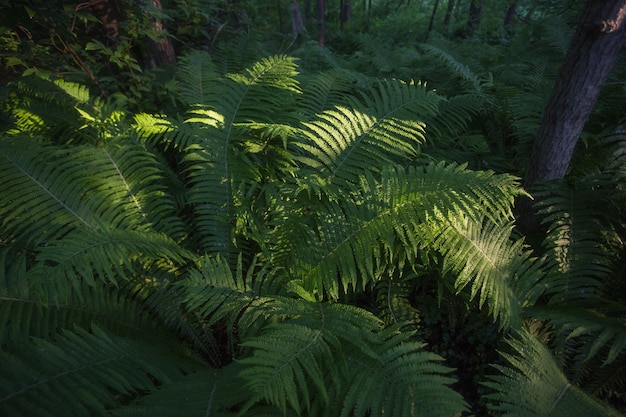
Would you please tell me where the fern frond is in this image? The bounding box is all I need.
[176,51,220,106]
[341,327,467,417]
[0,325,198,417]
[295,79,443,191]
[283,162,524,301]
[536,182,613,303]
[529,303,626,365]
[485,329,622,417]
[0,283,158,346]
[431,217,538,328]
[109,364,256,417]
[298,68,361,118]
[419,43,484,93]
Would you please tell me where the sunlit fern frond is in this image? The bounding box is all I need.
[294,79,443,193]
[279,162,524,305]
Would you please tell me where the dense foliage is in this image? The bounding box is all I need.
[1,1,625,416]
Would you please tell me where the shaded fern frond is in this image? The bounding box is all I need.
[0,325,199,417]
[341,327,467,417]
[536,182,613,303]
[485,329,622,417]
[419,43,484,93]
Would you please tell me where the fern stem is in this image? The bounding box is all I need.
[547,382,571,415]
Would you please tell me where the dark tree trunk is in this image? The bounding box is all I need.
[503,0,519,28]
[466,0,483,36]
[443,0,455,27]
[88,0,122,40]
[340,0,352,28]
[519,0,626,233]
[426,0,440,40]
[144,0,177,67]
[524,1,626,188]
[317,0,325,46]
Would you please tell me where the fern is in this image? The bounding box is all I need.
[0,325,199,417]
[485,329,623,417]
[295,79,443,192]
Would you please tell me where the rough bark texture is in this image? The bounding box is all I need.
[518,0,626,236]
[523,0,626,189]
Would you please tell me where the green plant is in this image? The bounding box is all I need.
[1,45,624,417]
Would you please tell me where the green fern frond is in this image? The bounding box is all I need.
[536,182,613,303]
[341,327,467,417]
[431,217,535,328]
[419,43,484,93]
[176,51,220,106]
[298,68,361,118]
[0,325,199,417]
[0,283,158,346]
[529,303,626,366]
[295,79,443,191]
[26,228,190,304]
[109,364,257,417]
[284,162,524,300]
[485,329,622,417]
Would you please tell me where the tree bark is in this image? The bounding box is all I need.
[519,0,626,235]
[524,1,626,189]
[144,0,177,67]
[87,0,122,40]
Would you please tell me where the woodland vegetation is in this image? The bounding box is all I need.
[1,0,625,416]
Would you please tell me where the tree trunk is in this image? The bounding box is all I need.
[87,0,122,40]
[144,0,177,67]
[524,1,626,188]
[426,0,440,40]
[317,0,325,47]
[466,0,483,37]
[519,0,626,234]
[503,0,518,28]
[340,0,352,28]
[443,0,455,28]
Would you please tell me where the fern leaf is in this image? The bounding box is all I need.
[485,329,622,417]
[296,79,443,191]
[0,326,198,417]
[284,162,524,300]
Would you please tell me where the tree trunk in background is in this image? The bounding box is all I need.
[519,0,626,234]
[503,0,518,28]
[340,0,352,28]
[317,0,325,46]
[466,0,483,36]
[443,0,455,28]
[426,0,440,40]
[144,0,177,67]
[88,0,122,40]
